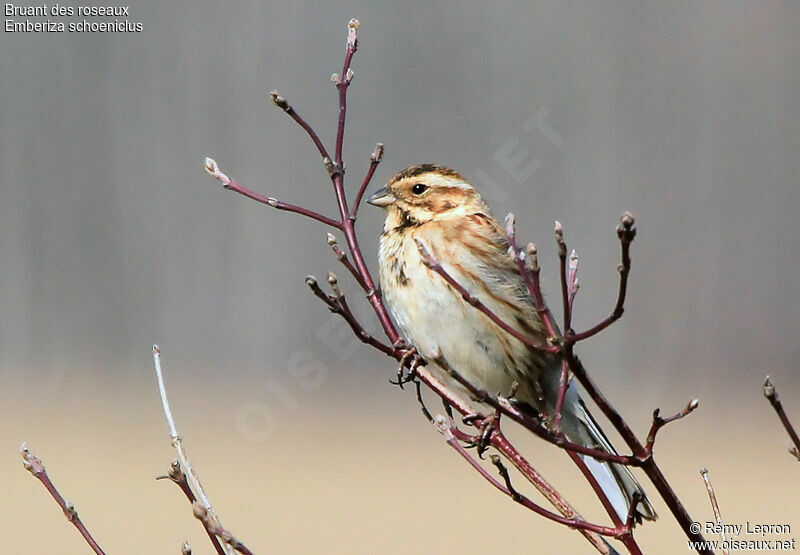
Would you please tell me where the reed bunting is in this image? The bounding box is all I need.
[368,164,656,523]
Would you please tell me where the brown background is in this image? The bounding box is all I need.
[2,1,799,553]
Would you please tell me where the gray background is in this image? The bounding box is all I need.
[2,2,799,554]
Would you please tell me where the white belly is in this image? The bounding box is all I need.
[378,230,543,405]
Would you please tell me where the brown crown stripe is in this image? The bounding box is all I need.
[388,164,464,185]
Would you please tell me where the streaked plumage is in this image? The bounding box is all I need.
[368,164,656,523]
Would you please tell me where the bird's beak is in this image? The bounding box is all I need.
[366,187,396,207]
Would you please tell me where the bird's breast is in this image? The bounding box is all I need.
[378,227,548,406]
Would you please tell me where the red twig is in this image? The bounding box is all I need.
[567,249,579,314]
[555,220,570,332]
[432,352,634,465]
[20,444,106,555]
[351,143,384,219]
[436,419,627,538]
[566,212,635,344]
[334,19,359,168]
[416,239,558,355]
[551,219,708,551]
[490,425,620,553]
[504,214,560,339]
[763,376,800,460]
[326,233,369,291]
[305,273,394,356]
[645,399,700,456]
[269,91,331,163]
[421,367,617,552]
[204,158,341,229]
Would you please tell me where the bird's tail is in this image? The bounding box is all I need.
[560,384,657,524]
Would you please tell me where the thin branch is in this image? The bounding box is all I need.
[435,417,627,538]
[305,275,394,356]
[269,91,331,164]
[20,443,106,555]
[555,220,570,332]
[504,214,560,339]
[432,381,623,555]
[351,142,384,219]
[193,503,255,555]
[700,468,729,555]
[416,239,559,354]
[553,360,571,434]
[158,460,227,555]
[326,23,401,347]
[432,352,634,465]
[489,427,618,554]
[645,399,700,455]
[567,212,636,344]
[568,249,580,314]
[334,19,359,167]
[326,233,368,290]
[153,346,236,555]
[763,375,800,460]
[205,158,341,229]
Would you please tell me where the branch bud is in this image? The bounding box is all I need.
[347,18,360,50]
[266,197,279,207]
[328,272,343,299]
[764,375,776,399]
[525,243,539,272]
[181,542,192,555]
[688,398,700,411]
[554,220,566,256]
[505,213,516,241]
[433,414,451,436]
[323,157,336,176]
[326,233,338,246]
[345,68,355,83]
[331,73,342,85]
[620,210,635,229]
[203,157,231,186]
[617,211,637,242]
[20,442,33,471]
[192,501,207,520]
[370,143,384,163]
[269,90,290,111]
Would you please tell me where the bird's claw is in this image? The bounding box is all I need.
[389,347,422,389]
[475,415,497,458]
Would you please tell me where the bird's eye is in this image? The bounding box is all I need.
[411,183,428,195]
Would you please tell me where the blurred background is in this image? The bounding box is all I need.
[2,1,799,553]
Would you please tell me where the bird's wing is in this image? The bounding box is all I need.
[444,212,536,312]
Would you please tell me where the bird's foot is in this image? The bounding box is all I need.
[389,347,422,389]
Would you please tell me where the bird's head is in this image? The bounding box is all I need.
[367,164,487,229]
